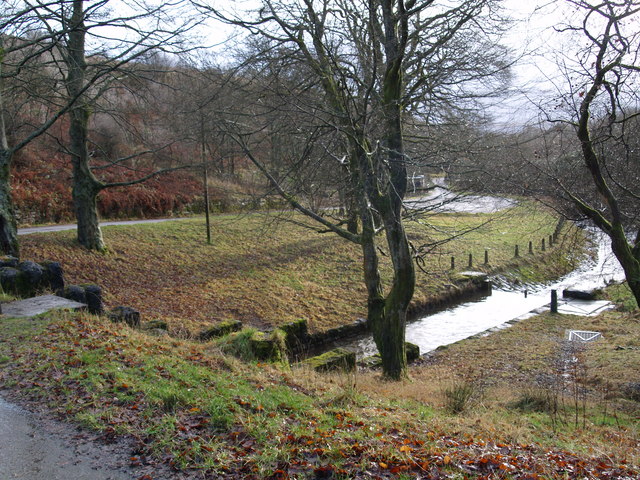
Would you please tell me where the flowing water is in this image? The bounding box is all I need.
[347,229,624,359]
[404,177,517,214]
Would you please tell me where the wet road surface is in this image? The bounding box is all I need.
[0,396,134,479]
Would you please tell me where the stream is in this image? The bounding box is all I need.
[345,230,624,359]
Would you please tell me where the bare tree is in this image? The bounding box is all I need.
[539,0,640,306]
[195,0,509,379]
[0,0,77,257]
[2,0,199,252]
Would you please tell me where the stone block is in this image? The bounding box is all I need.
[249,330,284,362]
[0,256,19,268]
[198,320,242,341]
[0,267,27,296]
[280,319,309,350]
[18,261,45,291]
[40,261,64,291]
[109,306,141,328]
[562,288,600,300]
[303,348,356,373]
[56,285,87,304]
[144,319,168,330]
[406,342,420,363]
[623,382,640,402]
[83,284,103,315]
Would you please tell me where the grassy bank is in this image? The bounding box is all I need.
[20,203,577,336]
[0,289,637,479]
[0,203,636,478]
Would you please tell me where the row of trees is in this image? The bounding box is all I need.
[2,0,640,378]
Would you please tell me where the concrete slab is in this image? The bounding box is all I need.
[556,299,613,317]
[2,295,86,318]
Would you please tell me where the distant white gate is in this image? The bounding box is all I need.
[566,330,602,342]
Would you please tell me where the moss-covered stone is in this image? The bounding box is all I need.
[81,284,103,314]
[359,354,382,369]
[0,256,18,268]
[406,342,420,363]
[360,342,420,369]
[0,259,65,298]
[18,261,44,290]
[250,330,285,362]
[303,348,356,373]
[218,328,287,363]
[40,261,64,291]
[280,319,308,350]
[0,267,29,296]
[198,320,242,341]
[56,285,87,304]
[108,306,141,328]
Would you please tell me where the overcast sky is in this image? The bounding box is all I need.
[195,0,570,129]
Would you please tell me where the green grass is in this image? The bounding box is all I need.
[20,202,573,336]
[603,282,638,311]
[0,305,637,478]
[4,203,637,477]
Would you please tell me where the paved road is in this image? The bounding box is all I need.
[0,396,134,480]
[18,217,186,235]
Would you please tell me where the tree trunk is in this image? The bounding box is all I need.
[365,4,416,379]
[608,225,640,308]
[360,165,414,380]
[0,149,19,258]
[72,164,105,251]
[67,0,105,252]
[0,40,19,258]
[362,213,413,380]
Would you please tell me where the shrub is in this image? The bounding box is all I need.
[443,378,477,414]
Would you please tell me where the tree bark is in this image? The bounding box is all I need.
[0,38,19,258]
[72,161,105,251]
[608,225,640,307]
[0,149,19,258]
[363,0,415,380]
[67,0,105,251]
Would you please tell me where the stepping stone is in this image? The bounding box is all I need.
[2,295,86,318]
